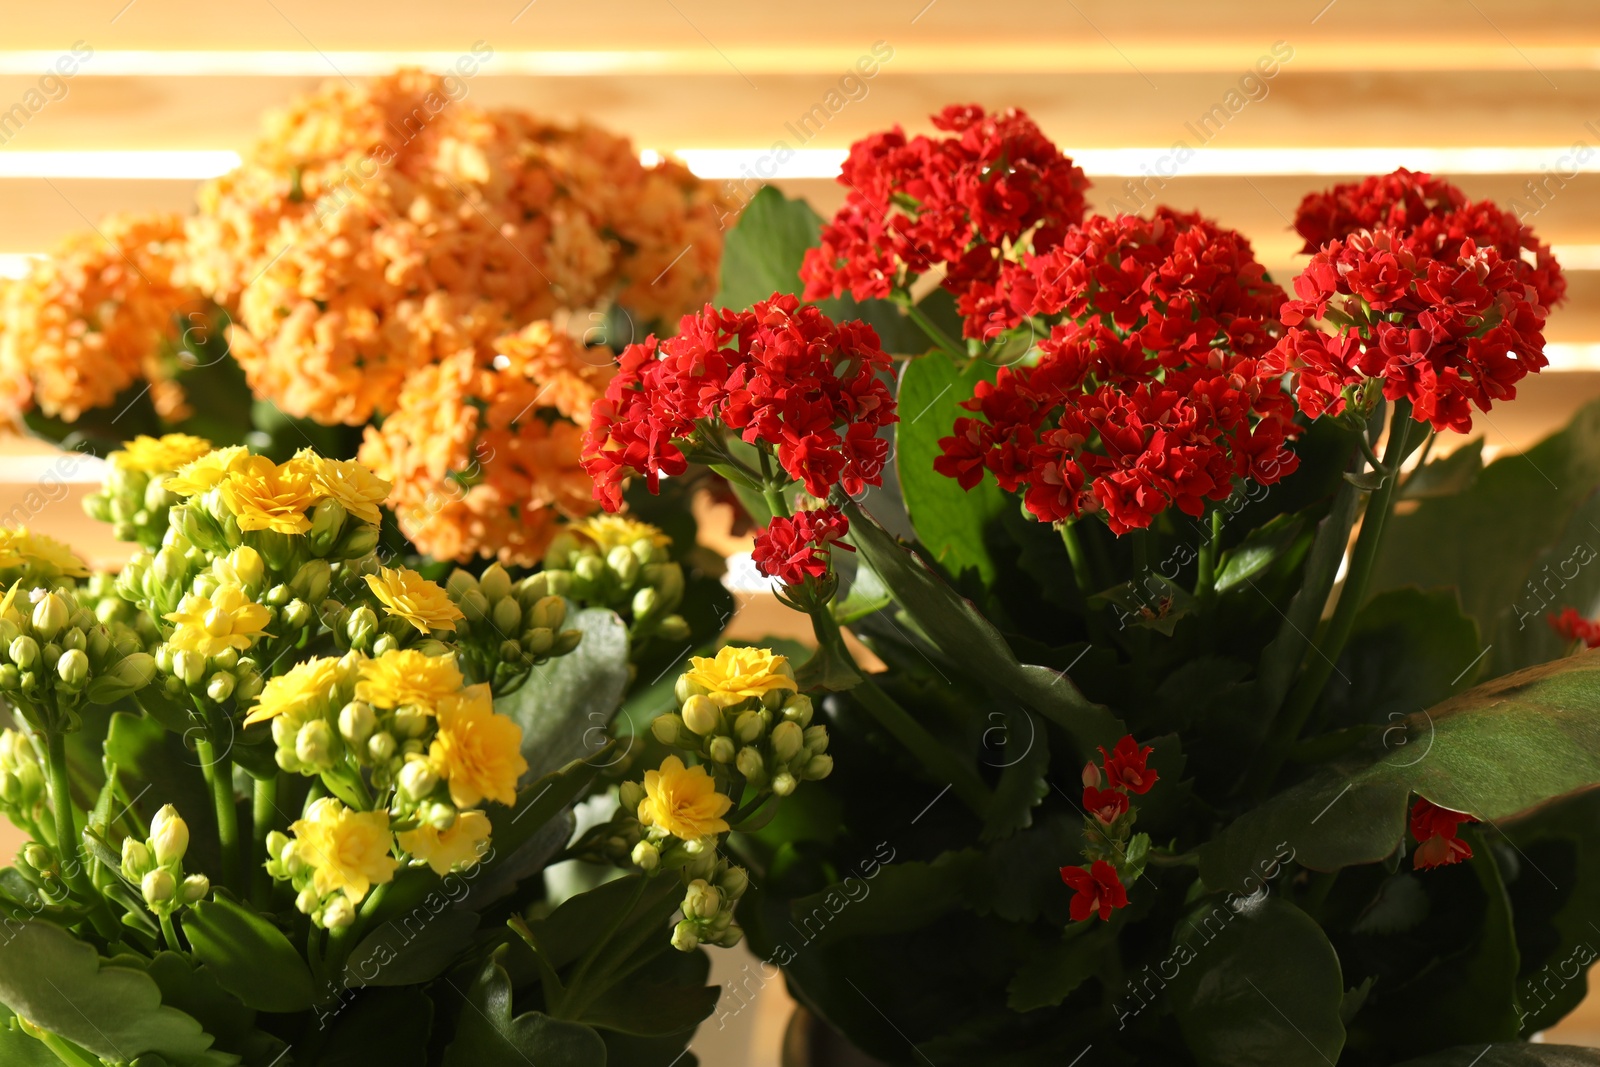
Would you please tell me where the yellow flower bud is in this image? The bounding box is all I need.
[121,837,152,880]
[142,868,176,909]
[55,648,89,688]
[180,873,210,905]
[631,840,659,871]
[681,695,720,737]
[31,593,67,641]
[151,804,190,865]
[770,721,804,764]
[479,563,512,604]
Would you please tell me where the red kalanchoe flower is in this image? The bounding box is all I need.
[582,294,897,509]
[801,105,1090,319]
[1100,735,1159,795]
[937,210,1300,533]
[1294,168,1564,309]
[1060,859,1129,921]
[1549,607,1600,649]
[1266,230,1550,434]
[1083,785,1130,826]
[1410,797,1478,870]
[751,506,855,587]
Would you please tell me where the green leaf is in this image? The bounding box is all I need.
[795,640,862,692]
[1215,512,1310,594]
[787,850,985,947]
[443,951,607,1067]
[1401,438,1484,499]
[344,906,481,987]
[498,607,631,782]
[712,186,825,311]
[475,755,605,907]
[104,712,222,878]
[580,975,719,1037]
[141,953,266,1061]
[896,352,1007,587]
[832,559,892,626]
[1203,650,1600,893]
[1392,1046,1600,1066]
[521,873,680,973]
[1168,897,1345,1067]
[1092,574,1197,636]
[981,707,1050,842]
[0,921,233,1066]
[0,1016,70,1067]
[315,986,432,1067]
[1006,928,1102,1012]
[182,895,314,1013]
[843,501,1124,751]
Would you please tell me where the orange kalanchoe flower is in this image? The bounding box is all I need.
[359,334,601,565]
[0,213,196,422]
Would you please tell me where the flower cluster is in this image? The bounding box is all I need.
[1266,229,1550,434]
[188,71,729,426]
[357,334,601,567]
[540,515,690,650]
[1549,606,1600,649]
[1059,735,1158,922]
[0,528,91,587]
[1293,168,1565,310]
[582,294,897,509]
[85,434,217,548]
[938,210,1300,533]
[752,505,854,591]
[254,647,525,926]
[800,105,1090,315]
[1410,797,1478,870]
[120,805,209,917]
[438,562,584,694]
[0,584,156,731]
[649,646,831,799]
[0,212,196,423]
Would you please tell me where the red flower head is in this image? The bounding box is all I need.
[1410,797,1478,870]
[1294,168,1564,309]
[1060,859,1129,921]
[1083,785,1130,826]
[937,210,1300,534]
[752,506,855,587]
[581,294,897,508]
[1266,230,1550,435]
[1549,607,1600,649]
[800,106,1090,321]
[1100,735,1159,795]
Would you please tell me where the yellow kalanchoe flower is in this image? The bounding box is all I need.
[296,451,392,526]
[639,755,732,840]
[428,684,527,808]
[111,433,215,473]
[364,566,464,634]
[219,455,319,535]
[355,649,464,711]
[244,655,343,726]
[164,445,252,497]
[291,797,398,904]
[0,529,89,580]
[685,646,797,708]
[164,585,272,657]
[398,810,492,876]
[571,514,672,554]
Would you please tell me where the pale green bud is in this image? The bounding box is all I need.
[105,653,156,693]
[296,719,333,767]
[782,694,814,727]
[683,879,721,920]
[235,667,264,703]
[295,887,319,914]
[631,840,660,871]
[770,721,804,763]
[265,830,290,861]
[338,701,375,745]
[457,589,490,625]
[142,867,176,909]
[322,894,354,929]
[735,746,766,784]
[426,803,457,831]
[180,873,210,905]
[553,629,583,656]
[281,599,312,631]
[368,731,397,762]
[174,649,207,687]
[224,546,266,589]
[31,594,67,642]
[803,725,829,754]
[398,760,439,799]
[22,843,51,872]
[619,781,645,812]
[717,866,749,900]
[61,627,86,653]
[336,525,380,559]
[491,597,522,635]
[371,634,398,657]
[713,924,745,948]
[121,837,153,880]
[522,627,553,656]
[682,695,719,736]
[479,563,512,604]
[290,559,331,603]
[55,648,89,688]
[734,710,763,743]
[803,754,834,780]
[632,587,659,618]
[652,714,686,746]
[671,919,700,952]
[446,569,479,599]
[393,707,429,739]
[708,736,735,764]
[529,595,566,631]
[309,498,347,549]
[608,546,641,584]
[206,671,235,703]
[657,615,691,642]
[151,804,190,865]
[771,771,798,797]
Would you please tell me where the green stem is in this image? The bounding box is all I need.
[43,731,118,941]
[251,774,280,908]
[1195,508,1223,603]
[1260,400,1418,791]
[897,294,967,359]
[1059,523,1108,644]
[194,737,240,891]
[160,911,182,951]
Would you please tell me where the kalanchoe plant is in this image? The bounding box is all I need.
[629,104,1600,1066]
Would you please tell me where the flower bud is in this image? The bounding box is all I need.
[782,694,814,727]
[426,802,457,831]
[735,746,766,785]
[619,780,645,812]
[657,615,691,642]
[368,731,397,763]
[322,894,354,929]
[522,627,554,656]
[553,630,583,656]
[734,710,763,743]
[336,525,380,559]
[393,706,429,738]
[802,754,834,781]
[530,596,566,631]
[708,736,735,764]
[109,652,157,691]
[151,804,190,865]
[55,648,89,688]
[22,842,52,873]
[372,634,398,657]
[338,701,375,745]
[651,713,687,746]
[714,924,745,948]
[31,594,67,642]
[492,597,522,635]
[281,599,313,632]
[646,562,685,603]
[290,559,331,604]
[445,568,479,601]
[574,555,606,585]
[39,643,61,673]
[803,725,829,754]
[265,830,290,861]
[180,873,210,905]
[0,666,18,692]
[683,879,721,920]
[296,719,333,767]
[1082,760,1103,789]
[681,695,719,737]
[717,866,749,900]
[671,919,700,952]
[61,627,86,653]
[174,650,207,687]
[309,498,347,548]
[121,837,153,880]
[264,583,291,607]
[770,721,804,764]
[295,887,319,914]
[631,840,659,871]
[142,868,177,909]
[206,671,236,703]
[479,563,513,604]
[225,546,266,590]
[607,546,640,585]
[771,771,798,797]
[399,759,439,799]
[7,636,37,670]
[457,589,490,625]
[631,587,659,619]
[0,773,18,804]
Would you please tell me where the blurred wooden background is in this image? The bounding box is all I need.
[4,0,1600,1056]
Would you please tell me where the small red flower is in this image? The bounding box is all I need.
[1410,797,1478,870]
[1060,859,1129,921]
[751,506,854,587]
[1549,607,1600,649]
[1083,785,1130,825]
[1100,735,1158,795]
